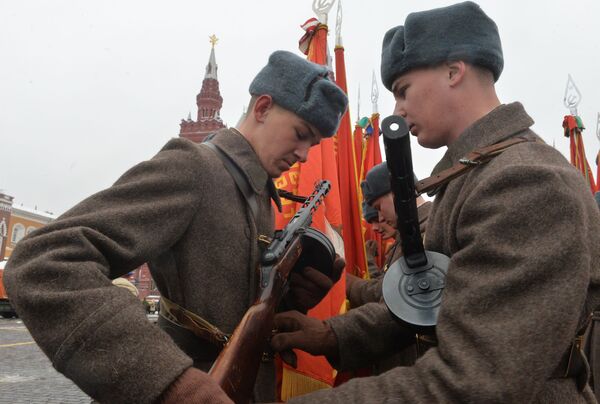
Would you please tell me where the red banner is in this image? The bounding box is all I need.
[276,22,347,399]
[563,115,598,193]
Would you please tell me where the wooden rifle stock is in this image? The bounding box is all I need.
[209,180,331,403]
[209,238,302,403]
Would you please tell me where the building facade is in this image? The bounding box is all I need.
[0,193,14,261]
[124,264,159,301]
[4,204,56,259]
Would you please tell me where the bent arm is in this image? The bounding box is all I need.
[327,302,413,371]
[345,274,383,308]
[5,139,210,404]
[289,163,598,403]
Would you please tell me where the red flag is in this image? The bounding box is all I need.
[361,113,382,181]
[359,113,385,268]
[353,123,363,171]
[334,44,368,278]
[563,115,598,193]
[275,22,346,399]
[596,150,600,192]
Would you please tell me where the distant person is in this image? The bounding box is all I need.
[362,202,383,279]
[4,50,347,404]
[111,277,139,298]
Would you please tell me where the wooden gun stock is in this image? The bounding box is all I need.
[209,180,332,403]
[209,238,302,403]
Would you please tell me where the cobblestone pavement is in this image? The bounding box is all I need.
[0,314,159,403]
[0,317,91,403]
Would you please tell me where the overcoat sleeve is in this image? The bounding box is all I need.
[4,139,209,404]
[327,301,413,371]
[289,162,597,403]
[346,276,383,308]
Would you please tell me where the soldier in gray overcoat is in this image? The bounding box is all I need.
[271,2,600,403]
[3,50,348,403]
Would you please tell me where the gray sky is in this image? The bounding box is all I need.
[2,0,600,216]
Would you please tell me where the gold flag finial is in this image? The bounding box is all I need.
[209,34,219,48]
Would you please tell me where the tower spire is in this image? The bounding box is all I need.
[179,35,225,143]
[205,35,219,80]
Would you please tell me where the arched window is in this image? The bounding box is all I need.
[26,226,37,235]
[11,224,25,244]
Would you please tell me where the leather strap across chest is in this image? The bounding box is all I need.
[202,141,260,221]
[415,136,532,196]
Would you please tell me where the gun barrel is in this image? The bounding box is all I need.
[381,115,427,268]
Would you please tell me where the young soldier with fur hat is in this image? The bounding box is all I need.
[361,202,385,279]
[271,2,600,402]
[4,50,347,404]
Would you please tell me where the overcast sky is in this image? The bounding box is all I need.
[2,0,600,216]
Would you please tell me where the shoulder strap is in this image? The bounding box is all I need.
[416,136,533,196]
[203,141,259,221]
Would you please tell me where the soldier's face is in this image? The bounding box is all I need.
[391,66,455,149]
[372,218,396,239]
[255,103,323,178]
[371,193,396,228]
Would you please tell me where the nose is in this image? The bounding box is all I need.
[372,222,382,233]
[393,101,407,118]
[294,144,310,163]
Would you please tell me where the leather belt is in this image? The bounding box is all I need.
[158,314,222,365]
[160,296,230,348]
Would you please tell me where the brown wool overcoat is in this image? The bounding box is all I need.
[4,129,278,403]
[290,103,600,403]
[329,202,433,374]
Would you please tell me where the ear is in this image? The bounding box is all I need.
[252,94,274,123]
[446,61,466,87]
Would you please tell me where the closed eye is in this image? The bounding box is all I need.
[394,84,408,100]
[297,126,319,146]
[296,131,309,141]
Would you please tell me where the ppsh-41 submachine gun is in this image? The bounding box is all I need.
[380,115,450,332]
[209,180,335,403]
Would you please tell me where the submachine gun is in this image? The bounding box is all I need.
[380,115,450,332]
[209,180,335,404]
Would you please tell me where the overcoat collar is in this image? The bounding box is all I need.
[431,102,535,176]
[210,128,282,211]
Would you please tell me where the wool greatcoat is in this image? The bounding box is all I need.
[331,201,433,374]
[4,129,279,403]
[289,102,600,403]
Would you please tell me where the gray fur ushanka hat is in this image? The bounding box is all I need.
[361,162,420,205]
[381,1,504,91]
[249,50,348,137]
[361,162,392,205]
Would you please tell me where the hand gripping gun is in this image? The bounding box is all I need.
[209,180,335,403]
